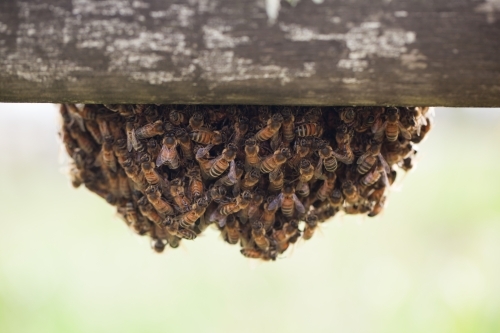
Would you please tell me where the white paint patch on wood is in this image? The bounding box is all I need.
[475,0,500,23]
[0,2,92,83]
[195,50,316,85]
[203,24,251,49]
[280,21,421,72]
[266,0,281,24]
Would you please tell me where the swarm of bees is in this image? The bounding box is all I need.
[59,104,432,260]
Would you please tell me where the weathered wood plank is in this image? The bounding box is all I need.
[0,0,499,106]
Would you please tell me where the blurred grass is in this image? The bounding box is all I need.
[0,106,500,333]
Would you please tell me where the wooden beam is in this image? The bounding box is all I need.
[0,0,499,106]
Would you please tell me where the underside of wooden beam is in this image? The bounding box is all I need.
[0,0,499,106]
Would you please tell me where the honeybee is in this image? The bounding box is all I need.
[295,122,323,137]
[125,121,139,152]
[145,185,175,216]
[164,218,197,240]
[125,202,139,225]
[60,126,78,157]
[355,107,382,133]
[103,104,120,112]
[210,191,252,226]
[189,112,204,130]
[341,180,359,204]
[104,114,124,140]
[141,161,164,186]
[268,186,305,218]
[239,191,264,224]
[215,160,244,194]
[411,115,432,143]
[357,140,383,174]
[186,166,204,199]
[288,138,311,167]
[240,248,265,260]
[122,158,147,190]
[368,187,386,217]
[169,178,192,213]
[281,107,295,143]
[94,116,113,143]
[135,120,164,139]
[177,197,209,228]
[244,138,260,171]
[261,198,279,231]
[206,108,227,124]
[315,146,337,176]
[316,172,336,202]
[303,108,322,122]
[298,159,314,183]
[65,104,86,132]
[251,221,270,251]
[141,105,157,123]
[117,105,135,118]
[137,196,163,225]
[172,128,193,161]
[257,106,271,125]
[221,191,252,215]
[296,182,310,197]
[105,168,120,197]
[268,168,284,192]
[85,120,102,144]
[117,168,132,199]
[332,127,355,165]
[401,150,417,172]
[69,123,96,154]
[190,128,223,145]
[260,148,290,174]
[373,107,411,141]
[224,215,240,245]
[156,133,180,169]
[101,140,117,172]
[273,222,299,253]
[231,116,249,147]
[303,214,319,240]
[340,107,356,124]
[255,113,283,141]
[207,185,226,203]
[151,238,166,253]
[169,109,187,126]
[120,145,135,166]
[82,105,111,121]
[204,143,238,179]
[240,168,261,191]
[359,166,382,188]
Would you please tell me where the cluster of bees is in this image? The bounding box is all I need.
[59,104,432,260]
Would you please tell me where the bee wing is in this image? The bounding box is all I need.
[126,128,136,152]
[228,160,237,184]
[377,154,391,175]
[314,158,324,179]
[268,194,283,211]
[66,104,86,132]
[372,119,387,134]
[357,151,370,165]
[131,130,141,151]
[293,194,306,214]
[398,123,412,140]
[332,149,354,165]
[270,132,282,151]
[156,145,169,167]
[196,144,213,159]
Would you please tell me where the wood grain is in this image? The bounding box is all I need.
[0,0,499,106]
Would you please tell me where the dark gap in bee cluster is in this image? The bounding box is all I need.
[60,104,432,261]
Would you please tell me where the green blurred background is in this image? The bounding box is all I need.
[0,105,499,333]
